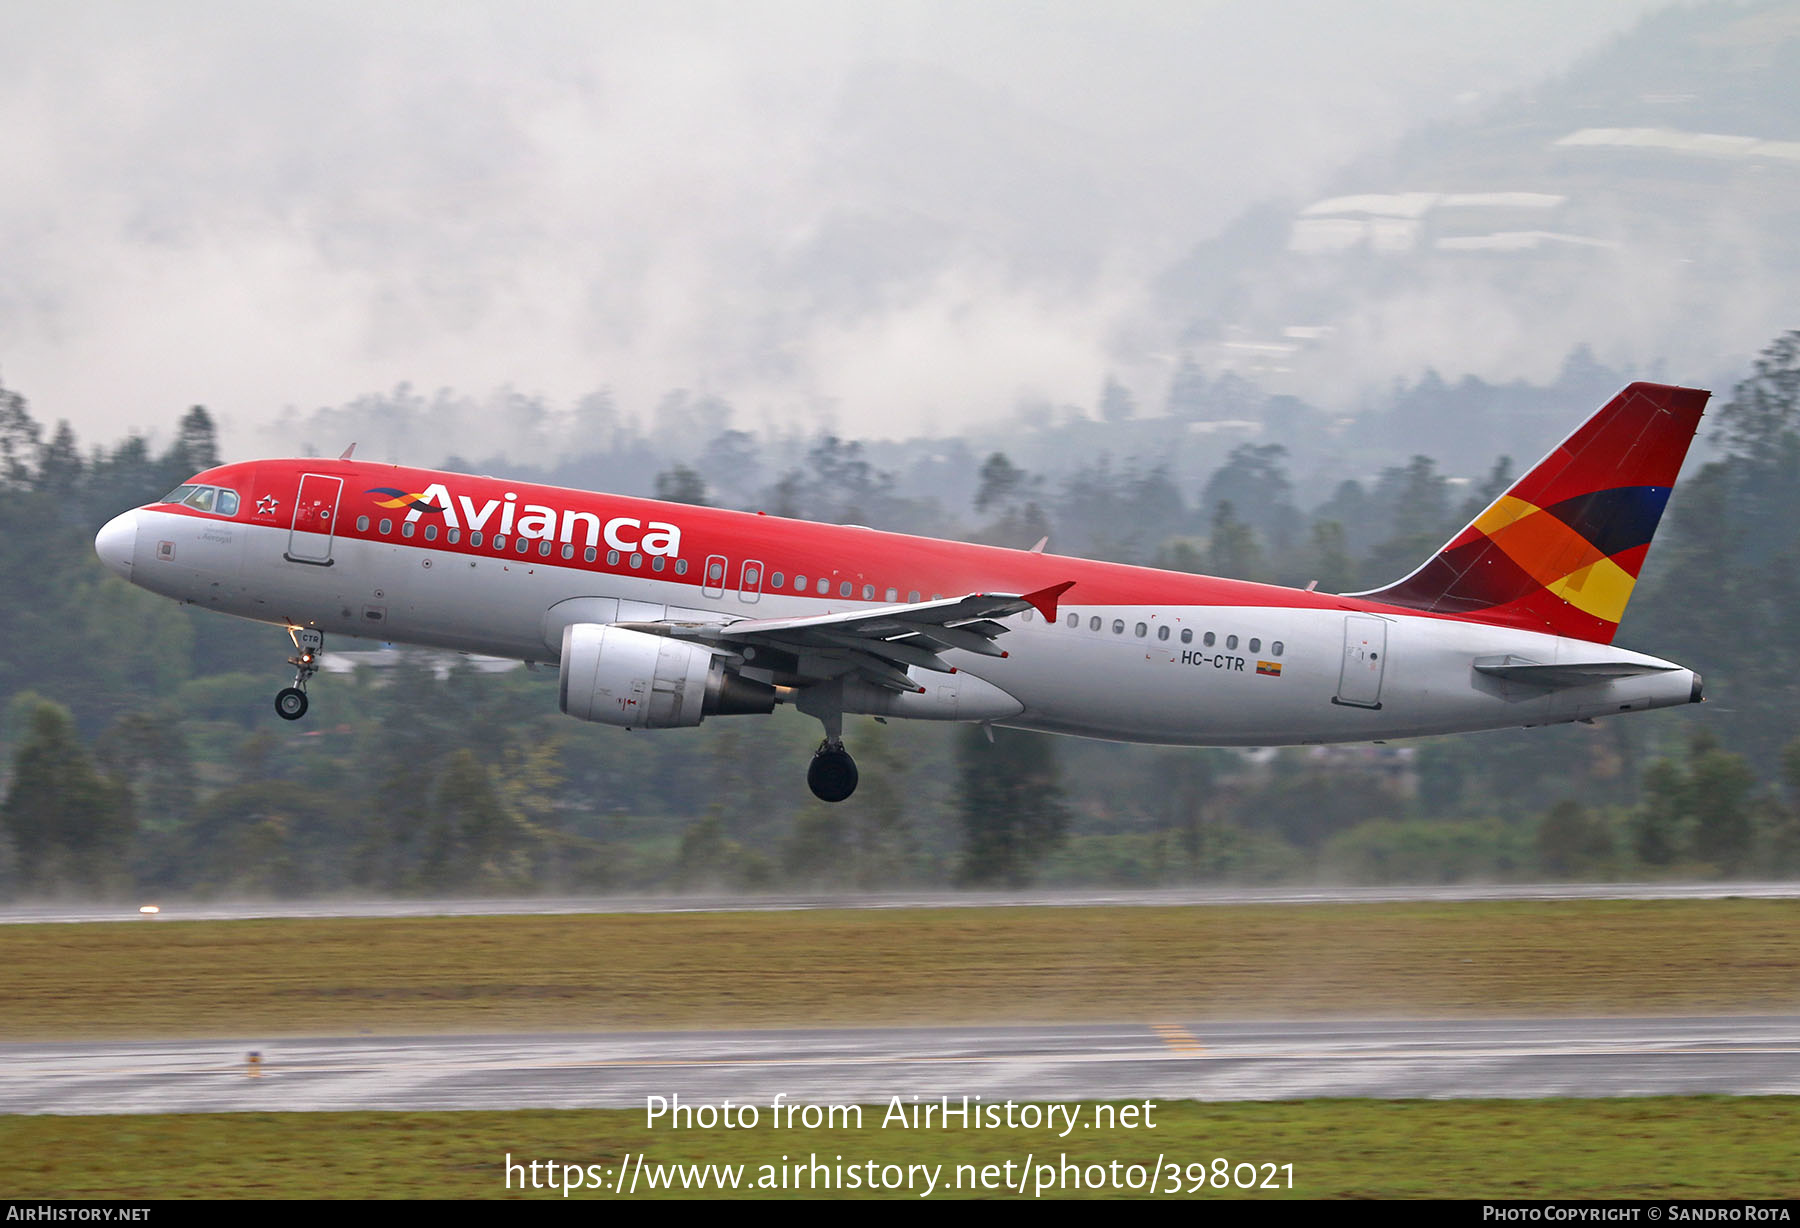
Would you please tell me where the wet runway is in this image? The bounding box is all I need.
[6,881,1800,926]
[6,1016,1799,1115]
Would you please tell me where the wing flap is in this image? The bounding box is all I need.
[630,580,1074,690]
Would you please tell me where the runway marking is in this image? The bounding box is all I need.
[8,1041,1800,1082]
[1150,1022,1206,1055]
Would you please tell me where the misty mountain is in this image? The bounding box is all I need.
[1154,0,1800,439]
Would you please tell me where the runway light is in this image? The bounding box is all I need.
[138,905,160,915]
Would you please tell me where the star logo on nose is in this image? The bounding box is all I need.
[257,494,280,516]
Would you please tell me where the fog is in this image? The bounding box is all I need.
[0,1,1676,453]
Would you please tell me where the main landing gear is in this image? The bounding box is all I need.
[807,739,859,803]
[795,682,859,802]
[275,627,324,721]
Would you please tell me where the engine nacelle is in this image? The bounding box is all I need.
[559,623,775,728]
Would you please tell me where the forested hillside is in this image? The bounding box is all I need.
[4,334,1800,899]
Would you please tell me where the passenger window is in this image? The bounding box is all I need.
[469,531,482,546]
[909,591,920,603]
[448,528,461,544]
[539,541,552,557]
[607,549,620,565]
[1249,638,1261,653]
[402,522,415,538]
[425,524,438,542]
[493,535,506,550]
[745,566,760,586]
[794,574,807,589]
[817,579,829,594]
[1181,629,1193,644]
[772,572,784,588]
[630,553,642,568]
[1226,635,1238,650]
[561,543,573,559]
[1135,622,1147,637]
[1203,632,1215,647]
[1089,616,1101,631]
[676,559,688,575]
[1157,625,1170,641]
[1113,619,1125,634]
[1272,641,1284,657]
[584,546,596,562]
[1066,613,1078,627]
[516,537,529,553]
[379,518,392,535]
[653,556,665,571]
[216,490,240,516]
[1022,610,1034,622]
[357,515,370,532]
[862,584,874,600]
[885,588,897,602]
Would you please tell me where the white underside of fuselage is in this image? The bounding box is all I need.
[124,509,1698,747]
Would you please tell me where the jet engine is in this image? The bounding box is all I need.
[559,623,775,728]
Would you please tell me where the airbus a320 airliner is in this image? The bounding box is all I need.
[95,382,1707,801]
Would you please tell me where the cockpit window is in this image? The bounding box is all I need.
[163,485,240,516]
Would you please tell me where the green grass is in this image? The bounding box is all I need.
[2,899,1797,1039]
[3,1099,1797,1199]
[7,901,1799,1199]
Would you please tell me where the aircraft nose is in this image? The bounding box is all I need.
[95,510,140,581]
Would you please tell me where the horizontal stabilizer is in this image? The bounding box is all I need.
[1473,654,1679,688]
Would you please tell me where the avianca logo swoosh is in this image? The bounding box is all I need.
[367,488,447,513]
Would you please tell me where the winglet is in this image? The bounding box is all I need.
[1023,580,1076,621]
[339,443,358,460]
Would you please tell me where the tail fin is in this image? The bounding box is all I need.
[1354,381,1709,644]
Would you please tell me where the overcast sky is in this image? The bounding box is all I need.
[0,0,1677,452]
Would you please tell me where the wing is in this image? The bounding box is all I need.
[622,581,1074,693]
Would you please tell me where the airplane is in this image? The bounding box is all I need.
[94,381,1707,802]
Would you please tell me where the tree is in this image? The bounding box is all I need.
[974,453,1026,516]
[165,405,220,476]
[1685,732,1755,874]
[1,699,132,891]
[0,380,41,489]
[1535,799,1614,878]
[1716,330,1800,465]
[35,421,84,502]
[1631,757,1686,868]
[1201,443,1300,552]
[654,465,710,506]
[955,727,1070,887]
[1206,500,1266,581]
[1308,520,1354,594]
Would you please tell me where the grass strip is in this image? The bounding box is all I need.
[2,900,1797,1039]
[2,1098,1797,1199]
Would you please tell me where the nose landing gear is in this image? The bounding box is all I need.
[275,627,324,721]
